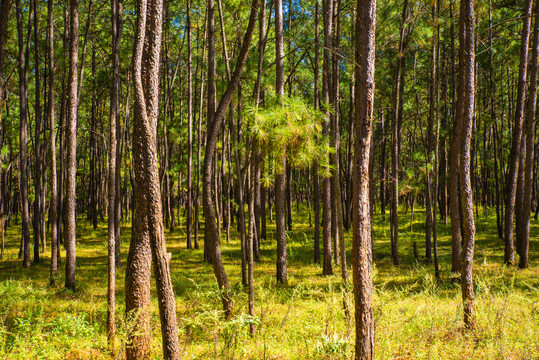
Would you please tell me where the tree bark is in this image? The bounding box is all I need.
[352,0,376,356]
[517,4,539,269]
[448,0,462,274]
[275,0,288,283]
[504,0,533,266]
[16,0,31,269]
[458,0,476,329]
[203,0,260,313]
[48,0,57,285]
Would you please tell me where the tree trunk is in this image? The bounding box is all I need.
[391,0,408,267]
[131,0,180,357]
[448,0,462,274]
[33,0,43,263]
[313,0,320,264]
[0,0,12,261]
[186,0,193,249]
[275,0,288,283]
[64,0,79,291]
[202,0,259,314]
[321,0,333,276]
[517,5,539,269]
[503,0,533,266]
[47,0,57,285]
[16,0,31,269]
[352,0,376,356]
[458,0,476,329]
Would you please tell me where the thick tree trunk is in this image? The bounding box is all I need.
[352,0,376,356]
[131,0,180,357]
[504,0,533,265]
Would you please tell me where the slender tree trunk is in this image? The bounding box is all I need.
[321,0,333,276]
[391,0,408,267]
[107,0,121,352]
[458,0,476,329]
[504,0,533,265]
[186,0,193,249]
[0,0,12,261]
[16,0,32,268]
[352,0,376,356]
[448,0,462,274]
[33,0,43,263]
[313,0,320,264]
[48,0,57,285]
[64,0,79,291]
[517,5,539,269]
[202,0,259,314]
[275,0,288,283]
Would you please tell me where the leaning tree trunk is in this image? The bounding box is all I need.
[352,0,376,356]
[202,0,260,314]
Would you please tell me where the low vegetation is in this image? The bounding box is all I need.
[1,207,538,359]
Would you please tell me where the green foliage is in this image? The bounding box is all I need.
[247,94,328,179]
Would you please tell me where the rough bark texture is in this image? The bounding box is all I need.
[64,0,79,290]
[458,0,476,329]
[517,5,539,269]
[131,0,180,357]
[275,0,288,283]
[352,0,376,356]
[503,0,533,265]
[107,0,121,352]
[448,0,462,274]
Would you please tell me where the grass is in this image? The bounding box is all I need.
[0,205,538,359]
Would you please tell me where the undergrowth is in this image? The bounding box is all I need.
[0,207,538,359]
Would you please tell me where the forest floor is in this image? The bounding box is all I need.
[0,206,538,359]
